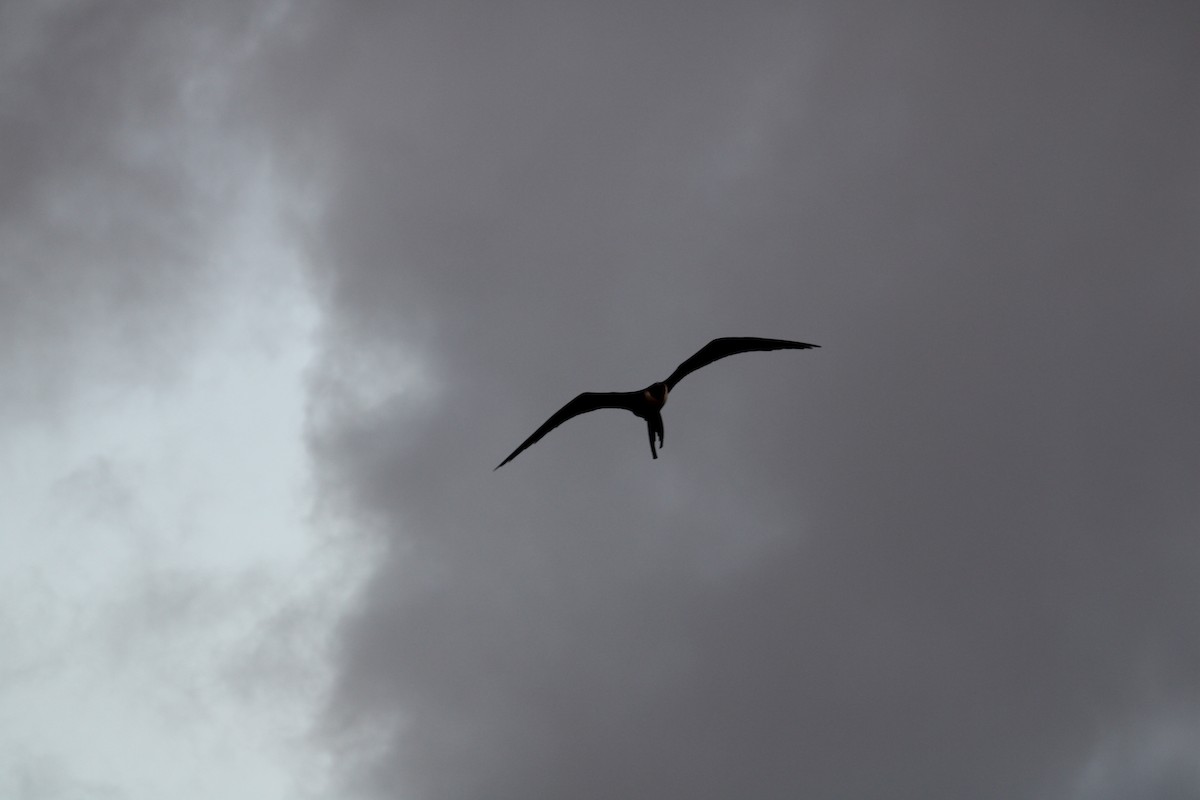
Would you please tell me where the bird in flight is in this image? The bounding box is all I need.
[495,336,819,469]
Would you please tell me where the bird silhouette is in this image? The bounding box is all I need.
[495,336,819,469]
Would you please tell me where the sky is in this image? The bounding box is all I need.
[2,2,1198,799]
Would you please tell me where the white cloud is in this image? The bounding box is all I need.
[0,171,365,800]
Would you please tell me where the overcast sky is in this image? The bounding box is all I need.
[3,2,1198,799]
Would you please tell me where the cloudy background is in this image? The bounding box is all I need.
[3,2,1197,798]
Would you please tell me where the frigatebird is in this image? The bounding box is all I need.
[495,336,819,469]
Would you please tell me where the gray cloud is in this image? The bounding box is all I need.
[246,2,1200,799]
[1063,708,1200,800]
[0,1,279,420]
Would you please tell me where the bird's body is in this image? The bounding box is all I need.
[494,337,818,469]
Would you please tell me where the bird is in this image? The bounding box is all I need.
[494,336,819,469]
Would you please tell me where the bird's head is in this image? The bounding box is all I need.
[644,382,669,408]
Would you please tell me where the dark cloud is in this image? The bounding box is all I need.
[245,2,1199,798]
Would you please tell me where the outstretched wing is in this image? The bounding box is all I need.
[495,391,639,470]
[664,337,819,391]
